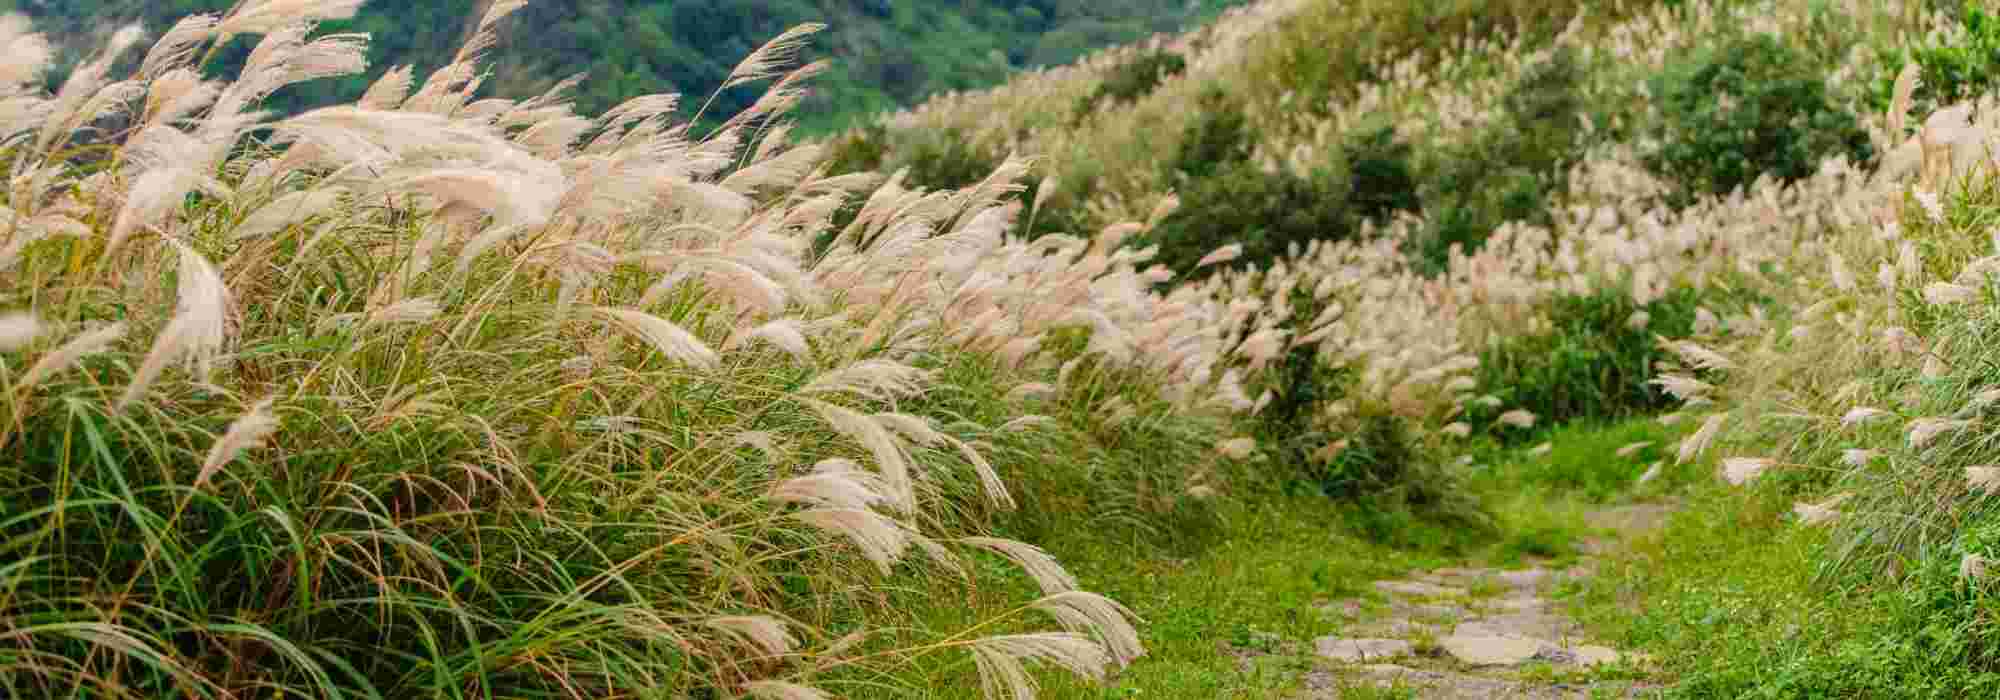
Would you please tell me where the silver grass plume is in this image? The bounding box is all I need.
[704,616,795,656]
[962,537,1076,595]
[593,307,719,371]
[968,633,1112,700]
[140,15,221,78]
[118,242,232,410]
[217,0,365,36]
[1676,413,1726,464]
[196,398,279,489]
[723,24,827,90]
[792,508,909,575]
[17,323,124,390]
[1030,591,1144,665]
[743,681,832,700]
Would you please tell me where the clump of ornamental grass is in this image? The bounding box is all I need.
[0,4,1285,698]
[1643,57,2000,598]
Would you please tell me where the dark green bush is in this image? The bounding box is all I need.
[1145,99,1418,276]
[899,128,1004,192]
[1167,88,1256,180]
[821,124,892,177]
[1410,48,1593,274]
[1143,161,1351,275]
[1236,291,1488,539]
[1465,287,1703,441]
[1074,50,1188,119]
[1342,123,1422,225]
[1647,34,1875,199]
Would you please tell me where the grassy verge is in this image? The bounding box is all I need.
[1571,479,2000,698]
[880,415,1693,698]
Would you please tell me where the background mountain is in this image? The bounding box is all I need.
[7,0,1247,132]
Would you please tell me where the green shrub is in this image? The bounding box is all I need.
[1873,2,2000,121]
[899,128,1004,192]
[1074,50,1188,118]
[1233,290,1488,539]
[1410,48,1594,273]
[1466,287,1703,440]
[1146,102,1418,276]
[1167,88,1256,180]
[1342,123,1423,225]
[1647,34,1875,199]
[822,124,892,177]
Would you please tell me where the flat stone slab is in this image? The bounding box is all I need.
[1406,602,1466,619]
[1454,611,1578,639]
[1440,634,1547,666]
[1374,580,1466,598]
[1355,663,1416,676]
[1350,618,1436,638]
[1497,568,1550,589]
[1488,595,1547,612]
[1314,637,1414,662]
[1573,645,1622,666]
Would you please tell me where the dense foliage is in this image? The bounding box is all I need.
[14,0,1248,132]
[1466,288,1705,441]
[1647,34,1876,199]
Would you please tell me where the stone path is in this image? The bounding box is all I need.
[1295,503,1675,699]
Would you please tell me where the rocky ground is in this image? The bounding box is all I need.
[1228,503,1676,699]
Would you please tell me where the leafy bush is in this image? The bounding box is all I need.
[1410,48,1594,273]
[900,128,1004,192]
[1466,287,1703,439]
[1342,123,1423,225]
[1146,100,1418,276]
[822,124,892,177]
[1235,291,1488,539]
[1167,88,1256,180]
[1646,34,1875,199]
[1873,2,2000,120]
[1074,50,1188,118]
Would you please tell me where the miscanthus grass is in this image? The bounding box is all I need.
[0,3,1280,697]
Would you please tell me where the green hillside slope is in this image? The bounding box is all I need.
[9,0,1246,131]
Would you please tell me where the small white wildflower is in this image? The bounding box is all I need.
[1842,449,1881,468]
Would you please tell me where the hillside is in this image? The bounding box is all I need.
[9,0,1247,132]
[9,0,2000,698]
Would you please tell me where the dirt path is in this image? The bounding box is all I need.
[1292,503,1676,699]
